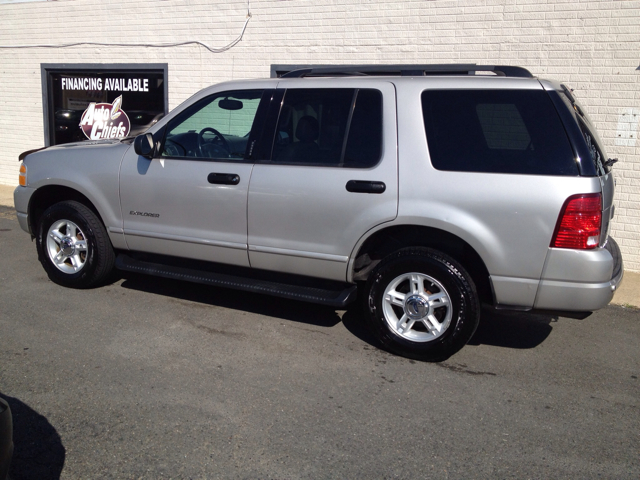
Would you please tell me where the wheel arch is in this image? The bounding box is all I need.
[350,224,494,305]
[28,185,104,236]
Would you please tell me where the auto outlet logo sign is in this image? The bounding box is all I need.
[80,95,131,140]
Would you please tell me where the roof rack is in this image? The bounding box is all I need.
[275,64,534,79]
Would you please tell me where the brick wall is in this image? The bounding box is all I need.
[1,0,639,270]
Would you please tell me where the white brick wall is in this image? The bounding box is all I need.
[1,0,639,270]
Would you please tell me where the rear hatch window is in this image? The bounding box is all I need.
[422,89,578,175]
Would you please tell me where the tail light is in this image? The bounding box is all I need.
[18,163,27,186]
[551,193,602,249]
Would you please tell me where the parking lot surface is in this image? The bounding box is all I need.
[1,206,639,479]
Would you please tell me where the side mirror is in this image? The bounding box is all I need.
[134,133,155,158]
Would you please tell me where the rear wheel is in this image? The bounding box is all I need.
[36,201,115,288]
[364,247,480,362]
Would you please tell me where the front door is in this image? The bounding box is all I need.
[120,88,268,267]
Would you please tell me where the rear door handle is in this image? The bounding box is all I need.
[208,173,240,185]
[346,180,386,194]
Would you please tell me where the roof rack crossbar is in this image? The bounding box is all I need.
[278,64,533,79]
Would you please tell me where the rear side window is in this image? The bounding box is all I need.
[271,88,382,168]
[343,89,383,167]
[422,90,578,175]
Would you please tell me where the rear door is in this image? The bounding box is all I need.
[247,80,398,281]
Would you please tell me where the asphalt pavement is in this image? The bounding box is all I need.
[0,203,639,479]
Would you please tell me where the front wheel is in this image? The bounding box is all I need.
[36,200,115,288]
[364,247,480,362]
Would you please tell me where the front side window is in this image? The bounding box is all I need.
[161,90,263,160]
[271,88,382,168]
[422,89,578,176]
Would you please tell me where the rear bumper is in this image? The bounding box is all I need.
[533,237,624,311]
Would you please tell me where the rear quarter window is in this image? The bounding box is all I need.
[558,86,610,176]
[421,89,578,176]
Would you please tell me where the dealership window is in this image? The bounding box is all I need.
[42,64,168,146]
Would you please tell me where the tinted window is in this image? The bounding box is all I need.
[558,87,609,175]
[162,89,263,160]
[344,89,383,167]
[476,103,530,150]
[422,90,578,175]
[271,88,382,168]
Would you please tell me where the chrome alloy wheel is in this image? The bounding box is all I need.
[46,219,89,274]
[382,272,453,342]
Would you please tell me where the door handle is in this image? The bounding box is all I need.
[208,173,240,185]
[346,180,386,194]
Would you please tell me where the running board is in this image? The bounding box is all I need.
[115,254,358,308]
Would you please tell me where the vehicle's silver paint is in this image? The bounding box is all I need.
[534,275,620,311]
[489,276,540,308]
[248,244,349,263]
[15,140,130,249]
[16,211,29,233]
[541,248,614,283]
[534,247,619,310]
[119,150,254,267]
[124,228,247,251]
[13,185,33,233]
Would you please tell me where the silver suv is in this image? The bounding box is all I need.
[14,64,623,361]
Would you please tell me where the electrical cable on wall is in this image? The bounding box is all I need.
[0,0,251,53]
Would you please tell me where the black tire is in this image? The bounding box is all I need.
[36,200,115,289]
[363,247,480,362]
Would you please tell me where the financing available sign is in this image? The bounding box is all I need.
[46,66,166,146]
[61,77,150,92]
[80,95,131,140]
